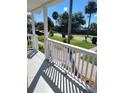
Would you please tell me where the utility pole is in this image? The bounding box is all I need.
[68,0,73,44]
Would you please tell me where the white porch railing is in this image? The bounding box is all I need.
[27,34,33,50]
[48,38,97,89]
[27,34,38,50]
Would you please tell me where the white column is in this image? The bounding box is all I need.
[31,13,38,50]
[43,6,49,59]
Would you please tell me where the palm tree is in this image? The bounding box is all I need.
[85,1,97,40]
[52,11,59,25]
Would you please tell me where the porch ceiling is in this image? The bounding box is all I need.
[27,0,63,13]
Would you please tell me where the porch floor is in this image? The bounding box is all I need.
[27,51,94,93]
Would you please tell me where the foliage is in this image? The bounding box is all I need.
[81,28,97,35]
[35,17,54,32]
[49,36,96,49]
[52,11,59,20]
[85,1,97,15]
[92,37,97,45]
[35,22,44,30]
[38,35,44,42]
[56,11,86,36]
[80,55,97,65]
[39,45,44,53]
[48,17,54,31]
[51,25,61,32]
[58,11,69,37]
[85,1,97,40]
[89,23,97,32]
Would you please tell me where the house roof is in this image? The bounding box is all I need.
[27,0,63,13]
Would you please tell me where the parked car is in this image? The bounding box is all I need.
[35,30,44,35]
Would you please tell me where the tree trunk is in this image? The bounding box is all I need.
[88,13,92,28]
[68,0,73,44]
[86,13,92,41]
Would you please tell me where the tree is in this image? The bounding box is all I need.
[89,23,97,32]
[35,22,44,30]
[57,12,86,38]
[52,11,59,25]
[48,17,54,36]
[35,17,54,31]
[58,11,69,37]
[85,1,97,40]
[71,12,86,33]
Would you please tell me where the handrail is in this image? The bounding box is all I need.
[48,38,96,57]
[47,38,97,91]
[27,34,38,50]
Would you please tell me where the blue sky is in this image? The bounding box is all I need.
[34,0,97,26]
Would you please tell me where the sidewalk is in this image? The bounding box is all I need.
[89,46,97,52]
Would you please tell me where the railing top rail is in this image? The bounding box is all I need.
[48,38,97,57]
[27,34,38,37]
[27,34,33,36]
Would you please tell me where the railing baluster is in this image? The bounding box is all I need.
[51,42,53,61]
[63,46,65,66]
[80,53,85,81]
[50,42,52,60]
[70,49,73,76]
[77,52,81,79]
[54,44,56,63]
[67,48,70,74]
[73,50,76,78]
[65,47,68,72]
[89,57,95,81]
[84,55,90,81]
[63,46,66,69]
[47,39,97,88]
[58,44,60,65]
[61,46,63,62]
[59,45,61,67]
[59,45,61,61]
[27,34,34,50]
[95,70,97,83]
[60,45,62,66]
[59,45,62,66]
[56,44,59,65]
[54,43,56,61]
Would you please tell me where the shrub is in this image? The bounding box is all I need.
[92,37,97,44]
[62,34,66,38]
[70,35,73,40]
[49,30,54,37]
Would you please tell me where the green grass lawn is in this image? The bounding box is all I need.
[38,35,44,42]
[88,35,97,39]
[49,36,96,49]
[49,36,65,42]
[73,34,85,37]
[73,34,97,39]
[39,44,45,53]
[70,39,96,49]
[38,35,96,49]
